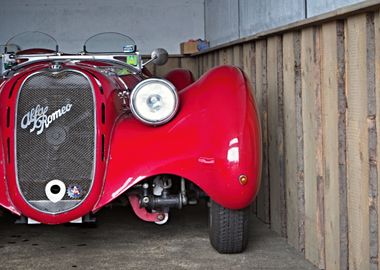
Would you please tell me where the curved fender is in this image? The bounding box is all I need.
[95,65,261,211]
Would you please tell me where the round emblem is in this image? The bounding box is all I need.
[67,184,83,199]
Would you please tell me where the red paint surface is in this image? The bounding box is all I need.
[0,61,261,224]
[165,68,194,91]
[96,66,261,211]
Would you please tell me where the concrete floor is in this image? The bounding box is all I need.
[0,203,317,270]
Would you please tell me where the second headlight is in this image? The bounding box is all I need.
[130,78,179,125]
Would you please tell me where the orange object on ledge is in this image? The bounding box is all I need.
[180,40,198,54]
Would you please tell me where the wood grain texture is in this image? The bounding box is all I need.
[301,27,325,269]
[225,47,234,65]
[255,39,270,224]
[214,50,220,66]
[180,57,197,79]
[375,10,380,270]
[203,53,209,73]
[267,35,286,237]
[219,47,233,66]
[336,21,349,270]
[321,21,341,270]
[294,31,306,254]
[242,42,257,104]
[366,13,378,270]
[218,50,224,66]
[241,41,258,215]
[201,55,207,76]
[207,53,214,71]
[242,43,255,84]
[346,14,370,270]
[209,52,214,69]
[283,32,302,250]
[233,45,243,68]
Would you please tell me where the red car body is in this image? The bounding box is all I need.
[0,61,261,224]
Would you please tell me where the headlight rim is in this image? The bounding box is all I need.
[129,78,179,126]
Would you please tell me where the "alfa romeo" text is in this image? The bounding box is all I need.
[20,104,73,135]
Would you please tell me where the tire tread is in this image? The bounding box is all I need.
[209,200,249,253]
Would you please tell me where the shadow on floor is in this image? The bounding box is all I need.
[0,204,317,269]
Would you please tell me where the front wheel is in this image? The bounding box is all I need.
[209,200,250,253]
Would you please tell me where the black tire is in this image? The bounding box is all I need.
[209,200,250,253]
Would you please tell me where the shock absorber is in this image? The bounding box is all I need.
[140,177,187,210]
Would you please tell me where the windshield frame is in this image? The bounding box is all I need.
[1,32,143,77]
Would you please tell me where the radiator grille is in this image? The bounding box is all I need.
[15,70,96,213]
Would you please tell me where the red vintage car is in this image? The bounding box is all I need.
[0,32,261,253]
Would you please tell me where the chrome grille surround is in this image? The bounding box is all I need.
[14,69,97,214]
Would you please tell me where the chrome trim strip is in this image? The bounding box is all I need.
[4,54,140,77]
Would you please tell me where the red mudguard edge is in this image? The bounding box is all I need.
[95,65,262,211]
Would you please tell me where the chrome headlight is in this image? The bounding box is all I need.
[130,78,179,125]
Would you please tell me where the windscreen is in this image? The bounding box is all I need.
[83,32,137,54]
[4,31,58,54]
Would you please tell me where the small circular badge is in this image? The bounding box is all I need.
[67,184,82,199]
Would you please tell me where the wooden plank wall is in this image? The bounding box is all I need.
[189,8,380,270]
[145,7,380,269]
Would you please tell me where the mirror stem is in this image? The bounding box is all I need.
[142,55,157,67]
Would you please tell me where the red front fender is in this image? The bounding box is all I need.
[95,65,261,211]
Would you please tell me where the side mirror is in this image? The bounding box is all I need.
[151,48,168,65]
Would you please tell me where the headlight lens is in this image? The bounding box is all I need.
[130,78,179,125]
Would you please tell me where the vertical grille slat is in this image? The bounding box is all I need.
[15,70,96,214]
[6,107,10,127]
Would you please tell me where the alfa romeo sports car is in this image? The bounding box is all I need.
[0,31,261,253]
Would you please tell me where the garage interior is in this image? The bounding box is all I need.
[1,0,380,269]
